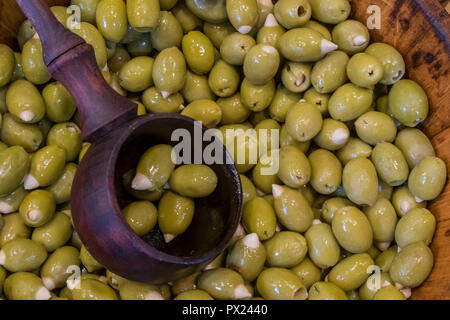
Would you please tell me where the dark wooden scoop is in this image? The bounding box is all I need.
[16,0,242,284]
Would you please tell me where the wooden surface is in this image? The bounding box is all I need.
[349,0,450,300]
[0,0,448,297]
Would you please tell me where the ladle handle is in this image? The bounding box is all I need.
[16,0,137,142]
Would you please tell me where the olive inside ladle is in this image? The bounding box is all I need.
[16,0,242,284]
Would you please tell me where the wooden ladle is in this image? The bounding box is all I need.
[16,0,242,284]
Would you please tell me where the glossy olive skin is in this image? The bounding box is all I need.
[0,146,30,196]
[242,197,277,240]
[0,213,31,248]
[274,0,312,29]
[388,80,429,127]
[395,208,436,249]
[342,158,379,206]
[273,185,314,233]
[0,238,46,273]
[158,191,195,241]
[281,61,311,93]
[3,272,50,300]
[269,85,301,122]
[285,102,323,142]
[332,206,373,253]
[182,31,215,75]
[309,0,350,24]
[186,0,227,24]
[336,137,372,165]
[21,38,51,85]
[309,149,342,195]
[0,44,14,86]
[226,0,259,34]
[240,78,276,112]
[395,128,435,169]
[72,279,118,300]
[321,197,352,224]
[218,93,251,124]
[390,241,434,288]
[31,212,73,252]
[311,50,349,94]
[19,189,56,227]
[42,82,77,123]
[208,59,240,97]
[408,156,447,201]
[122,201,158,237]
[182,71,216,104]
[279,28,331,62]
[332,20,370,55]
[347,53,383,88]
[220,32,255,66]
[40,246,81,290]
[371,142,409,187]
[308,281,348,300]
[226,233,266,281]
[46,123,83,162]
[290,257,321,289]
[328,83,373,122]
[264,231,307,268]
[152,47,186,96]
[364,197,398,243]
[197,268,251,300]
[244,44,280,85]
[305,222,340,268]
[365,43,405,85]
[278,146,311,188]
[169,164,218,198]
[127,0,160,31]
[141,87,184,113]
[391,185,427,217]
[314,119,349,151]
[373,285,406,300]
[328,253,374,291]
[72,22,108,69]
[256,268,308,300]
[118,56,154,92]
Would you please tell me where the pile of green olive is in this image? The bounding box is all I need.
[0,0,447,300]
[123,144,218,242]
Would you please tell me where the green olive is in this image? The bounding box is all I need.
[332,19,370,55]
[118,56,154,92]
[309,149,342,195]
[151,11,183,51]
[364,197,397,244]
[182,71,216,104]
[182,31,215,75]
[240,77,276,112]
[375,245,398,273]
[186,0,227,24]
[227,233,266,281]
[290,257,321,289]
[242,197,277,240]
[0,185,28,214]
[133,144,175,191]
[169,164,218,198]
[264,231,307,268]
[32,212,73,252]
[365,42,405,85]
[272,184,314,232]
[285,102,323,142]
[388,79,429,127]
[256,13,286,50]
[305,221,340,268]
[80,245,103,272]
[4,272,51,300]
[346,52,383,88]
[408,156,447,201]
[336,137,372,165]
[19,190,56,227]
[389,241,433,288]
[328,83,373,121]
[395,128,435,169]
[42,82,77,123]
[311,50,349,93]
[308,281,348,300]
[21,38,51,85]
[256,267,307,300]
[198,268,251,300]
[119,280,164,300]
[244,44,280,85]
[181,99,223,128]
[122,201,158,236]
[332,206,373,253]
[217,93,251,124]
[279,27,337,62]
[0,44,14,86]
[371,142,409,186]
[314,119,349,151]
[96,0,128,42]
[278,146,311,188]
[46,122,82,162]
[208,59,240,97]
[0,146,30,196]
[391,186,426,217]
[281,61,311,93]
[342,158,378,206]
[158,191,195,242]
[321,197,352,224]
[226,0,259,34]
[268,84,301,122]
[152,47,186,96]
[45,162,77,205]
[172,3,203,33]
[142,87,184,113]
[72,279,118,300]
[71,0,100,25]
[395,208,436,249]
[0,213,31,247]
[355,111,397,146]
[127,0,160,31]
[40,246,81,290]
[328,253,374,291]
[0,238,47,272]
[309,0,350,24]
[72,22,108,68]
[203,21,235,48]
[274,0,312,29]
